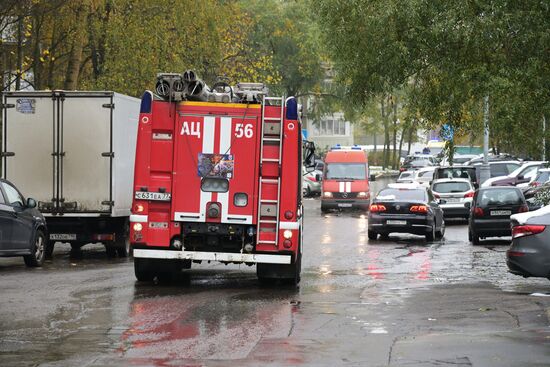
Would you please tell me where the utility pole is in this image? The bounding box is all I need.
[479,96,491,184]
[543,115,546,161]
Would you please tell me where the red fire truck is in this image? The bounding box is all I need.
[130,72,314,284]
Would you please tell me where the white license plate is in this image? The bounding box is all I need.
[338,203,353,207]
[50,233,77,241]
[135,192,171,201]
[387,220,407,225]
[445,198,460,203]
[491,210,511,216]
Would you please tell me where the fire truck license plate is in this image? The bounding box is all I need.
[135,192,171,201]
[50,233,77,241]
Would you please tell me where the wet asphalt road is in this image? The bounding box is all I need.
[1,178,550,366]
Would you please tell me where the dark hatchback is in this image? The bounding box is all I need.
[368,185,445,241]
[467,187,528,245]
[0,179,49,267]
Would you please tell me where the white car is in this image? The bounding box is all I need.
[414,167,436,187]
[431,178,474,219]
[481,161,546,188]
[396,171,415,183]
[303,167,322,197]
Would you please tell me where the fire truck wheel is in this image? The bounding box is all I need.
[134,258,154,282]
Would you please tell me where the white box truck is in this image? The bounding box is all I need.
[1,91,140,257]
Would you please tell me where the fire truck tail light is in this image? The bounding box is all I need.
[201,178,229,193]
[284,210,293,220]
[133,223,143,232]
[234,193,248,207]
[283,230,293,239]
[135,204,145,213]
[283,239,292,248]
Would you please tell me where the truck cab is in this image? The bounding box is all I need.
[321,146,370,212]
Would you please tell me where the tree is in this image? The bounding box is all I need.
[312,0,550,158]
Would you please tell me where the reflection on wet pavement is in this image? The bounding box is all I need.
[1,178,550,366]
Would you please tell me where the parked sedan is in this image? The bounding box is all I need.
[467,187,528,245]
[368,184,445,241]
[481,161,545,188]
[302,167,322,197]
[431,178,474,219]
[0,179,49,267]
[507,205,550,280]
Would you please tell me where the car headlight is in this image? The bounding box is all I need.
[323,192,333,198]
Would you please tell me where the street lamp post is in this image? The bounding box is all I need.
[479,95,491,184]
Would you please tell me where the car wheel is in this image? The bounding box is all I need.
[436,220,445,239]
[23,229,46,267]
[368,231,378,240]
[425,224,435,241]
[303,185,311,197]
[321,204,329,213]
[470,230,481,245]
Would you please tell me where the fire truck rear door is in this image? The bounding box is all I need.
[172,111,259,224]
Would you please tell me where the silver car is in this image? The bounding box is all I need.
[303,167,322,197]
[431,178,474,219]
[507,206,550,280]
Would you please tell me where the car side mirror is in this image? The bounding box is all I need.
[315,173,322,182]
[26,198,37,209]
[464,201,471,209]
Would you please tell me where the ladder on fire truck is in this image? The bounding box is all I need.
[256,96,285,247]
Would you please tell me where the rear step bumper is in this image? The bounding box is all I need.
[133,249,291,264]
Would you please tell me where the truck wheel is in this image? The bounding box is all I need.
[45,241,55,260]
[115,221,131,257]
[134,258,153,282]
[368,231,378,240]
[257,256,301,286]
[23,229,46,267]
[105,245,117,258]
[321,204,329,213]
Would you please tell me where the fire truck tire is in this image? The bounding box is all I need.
[134,258,154,282]
[257,254,301,286]
[156,260,191,283]
[321,204,329,213]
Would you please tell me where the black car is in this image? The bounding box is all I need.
[368,184,445,240]
[0,179,49,267]
[466,187,528,245]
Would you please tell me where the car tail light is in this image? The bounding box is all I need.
[399,167,406,172]
[464,191,474,198]
[369,204,387,212]
[434,193,440,199]
[512,224,546,239]
[530,181,540,187]
[410,205,428,214]
[474,207,484,217]
[518,204,529,213]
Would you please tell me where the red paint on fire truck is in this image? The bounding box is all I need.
[130,77,311,284]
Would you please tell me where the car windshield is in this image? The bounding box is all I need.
[436,168,473,180]
[477,189,523,206]
[410,159,431,166]
[325,163,366,180]
[433,181,471,193]
[376,188,426,201]
[534,171,550,183]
